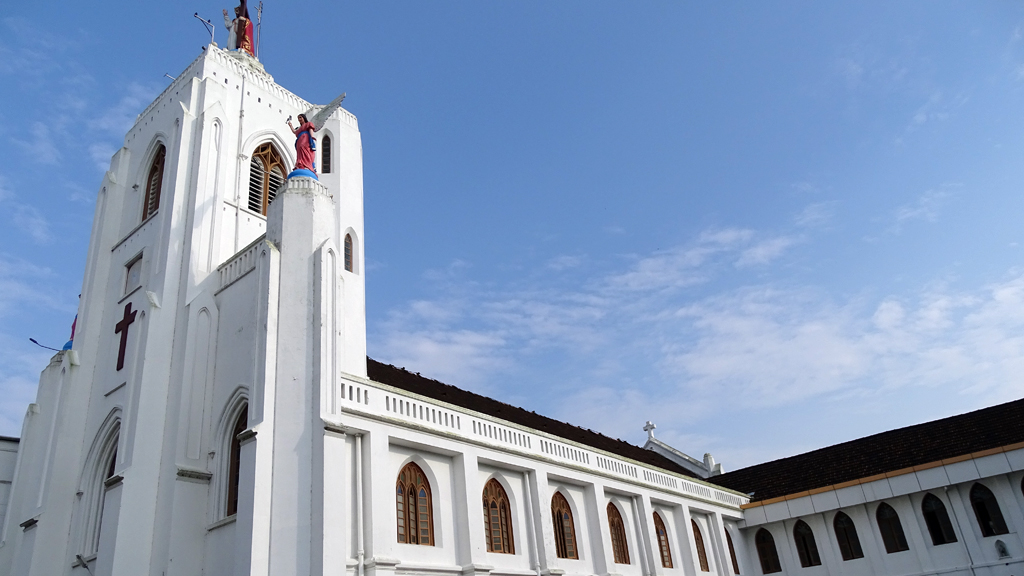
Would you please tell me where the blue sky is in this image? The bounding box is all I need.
[2,2,1024,470]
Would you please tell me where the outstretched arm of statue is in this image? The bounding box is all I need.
[223,9,233,28]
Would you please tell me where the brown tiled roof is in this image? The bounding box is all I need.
[367,358,699,479]
[710,397,1024,502]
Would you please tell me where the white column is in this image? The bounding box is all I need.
[251,177,338,576]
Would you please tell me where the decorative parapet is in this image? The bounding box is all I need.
[334,374,749,510]
[217,234,264,293]
[133,45,359,134]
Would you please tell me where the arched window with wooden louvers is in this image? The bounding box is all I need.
[551,492,578,559]
[607,503,630,564]
[483,479,514,554]
[692,519,710,572]
[226,405,248,516]
[876,502,910,553]
[344,233,354,272]
[653,512,673,568]
[922,493,958,545]
[833,511,864,560]
[755,528,782,574]
[725,528,741,574]
[142,144,166,221]
[248,142,286,215]
[793,520,821,567]
[396,462,433,545]
[322,134,332,174]
[970,483,1009,537]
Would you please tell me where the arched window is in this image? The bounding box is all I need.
[922,493,957,545]
[607,503,630,564]
[692,519,710,572]
[344,233,354,272]
[755,528,781,574]
[970,483,1008,537]
[396,462,433,545]
[876,502,909,553]
[322,134,332,174]
[142,144,166,221]
[793,520,821,567]
[832,511,864,560]
[226,405,248,516]
[725,528,740,574]
[551,492,578,559]
[653,512,673,568]
[483,479,514,554]
[248,142,286,215]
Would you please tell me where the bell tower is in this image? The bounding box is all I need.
[0,41,365,576]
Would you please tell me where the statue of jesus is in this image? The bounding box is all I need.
[223,0,254,56]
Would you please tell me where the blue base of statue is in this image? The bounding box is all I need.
[287,169,318,180]
[62,340,73,351]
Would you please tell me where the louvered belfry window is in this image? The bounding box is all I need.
[322,135,332,174]
[344,234,354,272]
[248,143,285,215]
[396,462,434,545]
[483,479,514,554]
[142,145,166,221]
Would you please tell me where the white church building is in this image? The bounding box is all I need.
[1,44,1024,576]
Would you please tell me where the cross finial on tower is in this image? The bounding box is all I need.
[643,420,656,440]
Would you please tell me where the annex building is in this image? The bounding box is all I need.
[0,43,1023,576]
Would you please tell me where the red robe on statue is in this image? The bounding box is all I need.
[237,17,254,56]
[292,121,317,173]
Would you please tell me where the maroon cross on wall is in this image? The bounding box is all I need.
[114,302,137,371]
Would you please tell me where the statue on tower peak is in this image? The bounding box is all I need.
[285,92,347,180]
[223,0,254,56]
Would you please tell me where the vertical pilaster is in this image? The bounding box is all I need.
[251,177,338,576]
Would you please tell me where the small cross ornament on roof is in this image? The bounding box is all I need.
[643,420,656,440]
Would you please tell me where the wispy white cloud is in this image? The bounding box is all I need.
[889,188,954,232]
[736,236,799,268]
[0,176,52,245]
[372,216,1024,468]
[795,202,836,228]
[12,205,50,244]
[87,82,159,135]
[89,143,116,172]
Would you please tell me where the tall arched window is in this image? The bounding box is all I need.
[970,483,1008,537]
[876,502,909,553]
[755,528,781,574]
[692,519,710,572]
[793,520,821,567]
[226,405,248,516]
[607,503,630,564]
[551,492,578,559]
[483,479,514,554]
[725,528,740,574]
[142,144,166,221]
[653,512,673,568]
[344,233,354,272]
[922,493,957,545]
[832,511,864,560]
[248,142,286,215]
[322,134,332,174]
[396,462,433,545]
